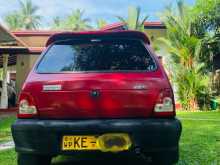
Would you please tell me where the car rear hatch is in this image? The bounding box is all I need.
[21,32,169,119]
[26,72,164,119]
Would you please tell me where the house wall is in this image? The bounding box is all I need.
[0,65,16,84]
[7,65,16,72]
[145,28,166,41]
[15,54,39,95]
[14,33,52,95]
[144,28,168,63]
[17,36,49,47]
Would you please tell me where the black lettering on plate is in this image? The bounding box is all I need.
[74,137,80,148]
[68,142,73,147]
[81,137,87,148]
[64,142,68,148]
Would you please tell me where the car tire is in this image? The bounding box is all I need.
[18,153,52,165]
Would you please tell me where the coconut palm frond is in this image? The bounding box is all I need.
[116,6,148,32]
[63,9,91,31]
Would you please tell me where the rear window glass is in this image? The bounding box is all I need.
[36,39,157,73]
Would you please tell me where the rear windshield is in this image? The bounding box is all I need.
[36,39,157,73]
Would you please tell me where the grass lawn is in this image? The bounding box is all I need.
[177,111,220,165]
[0,116,16,143]
[0,149,16,165]
[0,111,219,165]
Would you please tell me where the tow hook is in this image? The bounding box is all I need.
[135,147,152,163]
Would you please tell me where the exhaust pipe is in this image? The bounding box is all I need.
[135,147,152,163]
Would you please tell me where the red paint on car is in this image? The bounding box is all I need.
[18,30,174,119]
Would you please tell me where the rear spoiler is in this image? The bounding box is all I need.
[46,30,150,46]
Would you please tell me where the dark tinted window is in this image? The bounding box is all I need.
[36,40,157,73]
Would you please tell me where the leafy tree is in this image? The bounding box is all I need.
[193,0,220,34]
[52,16,62,30]
[4,0,41,30]
[159,0,201,69]
[51,9,91,31]
[192,0,220,72]
[4,12,23,30]
[19,0,41,29]
[96,19,107,29]
[63,9,91,31]
[116,6,148,31]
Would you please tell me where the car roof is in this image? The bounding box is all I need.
[46,30,150,46]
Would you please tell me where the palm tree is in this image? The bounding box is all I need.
[64,9,91,31]
[158,0,209,110]
[4,12,23,30]
[116,6,148,31]
[159,0,201,69]
[4,0,41,30]
[96,19,107,29]
[19,0,41,29]
[52,16,62,30]
[174,63,209,110]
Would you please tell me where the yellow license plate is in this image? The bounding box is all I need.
[62,135,98,151]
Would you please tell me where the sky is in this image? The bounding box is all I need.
[0,0,195,28]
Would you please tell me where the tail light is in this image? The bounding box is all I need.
[153,89,175,117]
[17,92,38,118]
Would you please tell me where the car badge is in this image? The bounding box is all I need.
[90,90,100,98]
[133,84,146,90]
[43,85,62,91]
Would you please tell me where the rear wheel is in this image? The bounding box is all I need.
[18,153,52,165]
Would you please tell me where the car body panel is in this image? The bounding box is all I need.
[23,71,169,119]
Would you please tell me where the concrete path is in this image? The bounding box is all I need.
[0,141,14,151]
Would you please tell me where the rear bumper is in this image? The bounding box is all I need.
[12,118,181,162]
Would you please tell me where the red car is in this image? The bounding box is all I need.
[12,31,181,165]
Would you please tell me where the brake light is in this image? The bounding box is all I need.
[153,89,175,117]
[17,93,38,118]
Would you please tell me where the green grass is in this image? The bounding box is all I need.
[177,111,220,165]
[0,149,17,165]
[0,112,220,164]
[177,111,220,120]
[0,116,16,143]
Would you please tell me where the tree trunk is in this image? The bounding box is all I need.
[0,54,8,109]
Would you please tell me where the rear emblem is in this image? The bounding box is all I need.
[43,85,62,91]
[90,90,100,98]
[133,84,146,90]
